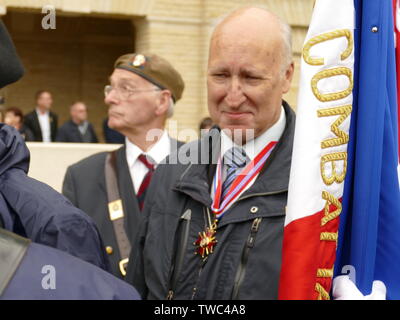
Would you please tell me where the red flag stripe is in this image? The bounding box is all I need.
[279,199,342,300]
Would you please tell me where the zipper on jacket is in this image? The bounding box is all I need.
[191,257,208,300]
[189,191,285,300]
[231,217,262,299]
[166,290,174,300]
[166,209,192,300]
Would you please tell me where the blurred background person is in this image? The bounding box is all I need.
[56,101,98,143]
[4,106,34,141]
[24,90,58,142]
[103,117,124,144]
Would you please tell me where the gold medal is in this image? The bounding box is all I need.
[194,208,218,259]
[194,226,217,259]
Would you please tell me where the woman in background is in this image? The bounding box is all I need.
[4,106,34,141]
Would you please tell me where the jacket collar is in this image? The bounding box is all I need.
[172,127,220,207]
[174,101,296,207]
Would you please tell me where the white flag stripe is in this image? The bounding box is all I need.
[398,164,400,188]
[285,0,355,227]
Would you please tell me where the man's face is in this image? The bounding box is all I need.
[37,92,53,110]
[71,103,87,124]
[105,69,160,134]
[4,112,20,128]
[207,27,293,142]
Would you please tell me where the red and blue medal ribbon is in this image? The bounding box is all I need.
[211,141,277,219]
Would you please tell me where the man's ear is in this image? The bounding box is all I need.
[155,90,172,117]
[282,61,294,94]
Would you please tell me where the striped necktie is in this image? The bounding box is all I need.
[137,154,155,210]
[222,147,249,201]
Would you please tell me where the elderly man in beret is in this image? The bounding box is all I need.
[62,53,185,279]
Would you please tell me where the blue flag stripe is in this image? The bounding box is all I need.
[335,0,400,299]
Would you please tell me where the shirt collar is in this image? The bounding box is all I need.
[126,130,171,168]
[77,120,88,129]
[36,108,49,117]
[220,106,286,161]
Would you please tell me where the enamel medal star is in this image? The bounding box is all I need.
[194,226,217,259]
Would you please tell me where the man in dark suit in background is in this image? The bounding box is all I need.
[24,90,58,142]
[56,101,98,143]
[62,53,185,278]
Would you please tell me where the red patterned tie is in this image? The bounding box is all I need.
[137,154,155,210]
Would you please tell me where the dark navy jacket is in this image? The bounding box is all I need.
[56,120,98,143]
[103,118,125,144]
[1,238,140,300]
[0,124,110,271]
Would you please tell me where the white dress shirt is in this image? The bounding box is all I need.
[125,131,171,194]
[36,109,51,142]
[218,106,287,195]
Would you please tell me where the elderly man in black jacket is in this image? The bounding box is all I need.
[126,7,296,299]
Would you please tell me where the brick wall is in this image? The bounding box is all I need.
[0,0,314,141]
[1,11,134,141]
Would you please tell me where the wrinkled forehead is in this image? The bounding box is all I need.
[208,32,283,73]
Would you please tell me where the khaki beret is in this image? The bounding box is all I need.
[114,53,185,102]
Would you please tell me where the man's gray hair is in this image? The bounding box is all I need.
[278,15,293,75]
[152,86,175,118]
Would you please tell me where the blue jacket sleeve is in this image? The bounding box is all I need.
[1,242,140,300]
[0,168,111,272]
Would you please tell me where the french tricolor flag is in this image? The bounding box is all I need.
[279,0,400,300]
